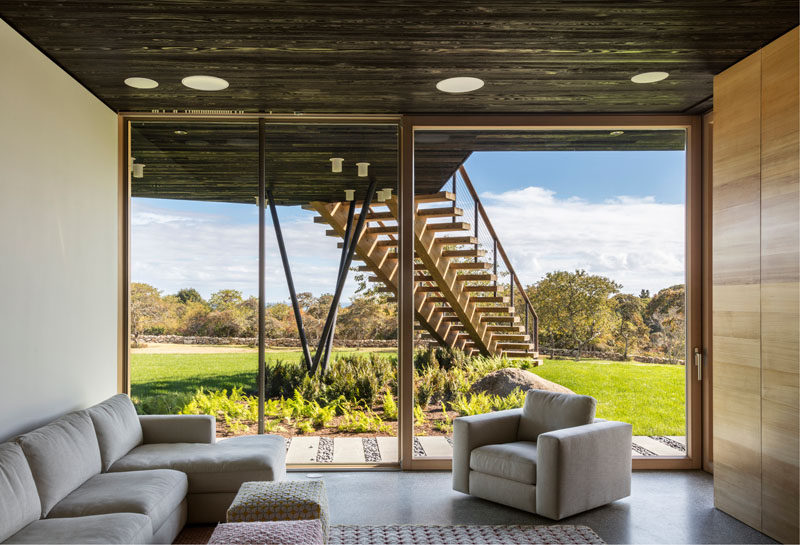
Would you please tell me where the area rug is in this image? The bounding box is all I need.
[175,524,605,544]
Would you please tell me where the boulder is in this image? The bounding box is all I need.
[471,367,574,397]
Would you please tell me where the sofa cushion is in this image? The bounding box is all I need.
[4,513,152,544]
[47,469,187,532]
[517,390,596,442]
[17,410,102,517]
[470,441,538,485]
[87,394,143,471]
[0,443,41,542]
[109,434,286,494]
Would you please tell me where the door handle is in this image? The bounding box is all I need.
[694,347,703,381]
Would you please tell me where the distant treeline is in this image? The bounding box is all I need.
[132,269,685,361]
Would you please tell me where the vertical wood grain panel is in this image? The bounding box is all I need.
[712,48,763,530]
[760,27,799,545]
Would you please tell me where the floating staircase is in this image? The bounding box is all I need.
[306,167,541,362]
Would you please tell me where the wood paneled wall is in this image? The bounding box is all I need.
[712,27,799,544]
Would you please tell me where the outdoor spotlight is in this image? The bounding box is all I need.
[376,190,386,203]
[383,188,393,200]
[132,163,145,178]
[330,157,344,173]
[356,162,370,177]
[344,189,355,201]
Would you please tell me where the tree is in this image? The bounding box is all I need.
[527,270,621,359]
[175,287,204,305]
[208,289,243,311]
[130,282,169,343]
[337,297,397,340]
[611,293,649,359]
[646,285,686,362]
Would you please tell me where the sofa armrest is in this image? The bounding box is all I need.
[138,415,216,444]
[452,408,522,493]
[536,421,632,520]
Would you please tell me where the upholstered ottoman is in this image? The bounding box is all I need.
[208,520,324,545]
[226,480,329,541]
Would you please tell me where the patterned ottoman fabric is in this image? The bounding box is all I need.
[227,480,330,541]
[208,520,324,545]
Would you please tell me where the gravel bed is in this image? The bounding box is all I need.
[316,437,334,463]
[650,436,686,452]
[631,443,656,456]
[362,438,381,462]
[413,437,426,457]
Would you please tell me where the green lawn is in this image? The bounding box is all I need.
[130,352,685,435]
[533,359,685,435]
[130,349,394,399]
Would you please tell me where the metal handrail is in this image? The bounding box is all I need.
[457,165,539,352]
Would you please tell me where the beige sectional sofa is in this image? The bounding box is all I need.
[0,394,286,544]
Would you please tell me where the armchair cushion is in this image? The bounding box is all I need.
[517,389,596,442]
[469,441,537,485]
[87,394,143,471]
[451,408,522,494]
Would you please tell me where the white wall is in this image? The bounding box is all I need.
[0,20,118,441]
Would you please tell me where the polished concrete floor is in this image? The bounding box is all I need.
[288,469,775,544]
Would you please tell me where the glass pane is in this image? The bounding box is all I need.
[130,121,260,436]
[264,123,399,465]
[413,129,688,459]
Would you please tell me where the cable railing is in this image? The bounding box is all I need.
[452,165,539,353]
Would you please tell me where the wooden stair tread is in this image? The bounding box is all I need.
[434,236,478,245]
[442,249,486,258]
[426,222,470,233]
[418,206,463,218]
[469,295,509,303]
[457,273,497,282]
[449,262,492,270]
[415,191,455,203]
[473,306,515,313]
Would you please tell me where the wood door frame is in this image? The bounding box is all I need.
[118,112,707,472]
[401,114,705,471]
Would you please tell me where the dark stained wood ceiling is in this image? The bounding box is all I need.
[1,1,796,114]
[131,122,685,204]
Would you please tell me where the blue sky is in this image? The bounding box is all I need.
[131,149,686,302]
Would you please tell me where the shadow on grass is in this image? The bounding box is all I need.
[131,372,260,414]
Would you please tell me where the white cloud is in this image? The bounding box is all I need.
[132,186,685,303]
[480,187,685,294]
[131,203,355,302]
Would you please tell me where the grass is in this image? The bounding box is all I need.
[130,351,685,436]
[533,359,685,435]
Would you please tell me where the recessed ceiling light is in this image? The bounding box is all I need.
[124,77,159,89]
[609,130,624,136]
[181,75,229,91]
[631,71,669,84]
[174,130,188,136]
[436,77,484,94]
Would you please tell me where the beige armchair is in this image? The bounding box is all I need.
[452,389,632,520]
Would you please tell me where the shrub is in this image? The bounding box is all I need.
[338,408,390,433]
[382,394,398,421]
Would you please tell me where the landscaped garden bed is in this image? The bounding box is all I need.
[131,346,685,437]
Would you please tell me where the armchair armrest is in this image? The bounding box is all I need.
[452,408,522,493]
[536,420,632,520]
[138,415,216,444]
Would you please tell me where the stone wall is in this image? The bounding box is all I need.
[540,347,685,365]
[134,334,398,348]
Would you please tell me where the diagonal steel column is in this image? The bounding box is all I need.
[266,188,313,372]
[318,199,357,372]
[312,177,378,374]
